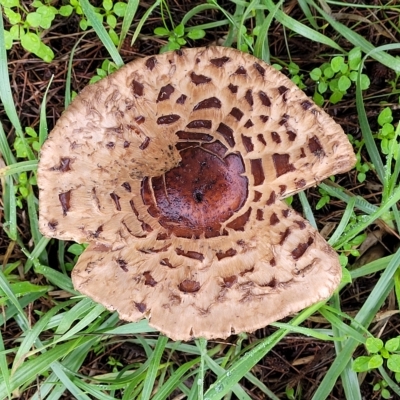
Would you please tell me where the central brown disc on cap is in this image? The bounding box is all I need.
[141,141,248,238]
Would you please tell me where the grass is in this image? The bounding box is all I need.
[1,0,400,399]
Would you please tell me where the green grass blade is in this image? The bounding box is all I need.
[186,19,231,32]
[319,307,366,344]
[236,0,261,53]
[0,292,42,326]
[181,4,219,26]
[24,236,50,272]
[48,361,92,400]
[0,7,34,161]
[334,186,400,249]
[26,187,40,246]
[244,372,280,400]
[326,286,347,362]
[327,293,361,399]
[319,181,378,214]
[102,320,157,335]
[204,353,252,399]
[0,160,38,176]
[72,379,116,400]
[3,175,17,241]
[254,0,283,63]
[204,302,323,399]
[389,123,400,194]
[0,281,51,301]
[119,0,140,49]
[39,75,53,146]
[79,0,124,68]
[195,338,207,400]
[31,372,62,399]
[298,191,317,228]
[187,379,199,400]
[54,300,100,335]
[312,246,400,399]
[262,0,344,52]
[271,322,343,341]
[141,335,168,400]
[26,186,48,265]
[383,105,400,232]
[12,304,64,374]
[0,121,15,166]
[356,68,385,183]
[123,378,145,400]
[378,365,400,396]
[209,0,241,48]
[65,33,88,108]
[56,302,106,343]
[392,199,400,234]
[342,365,362,400]
[310,0,400,72]
[358,44,400,237]
[350,255,392,280]
[298,0,319,29]
[0,269,30,329]
[130,0,161,48]
[152,357,200,400]
[319,2,393,9]
[328,197,356,246]
[0,339,92,395]
[0,330,11,399]
[34,263,74,292]
[152,342,222,400]
[57,240,67,274]
[136,335,153,358]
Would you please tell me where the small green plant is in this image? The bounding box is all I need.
[1,0,69,61]
[89,59,118,84]
[1,0,128,61]
[373,379,391,399]
[13,127,40,158]
[68,0,127,45]
[14,171,36,208]
[376,107,399,160]
[154,22,205,53]
[287,61,306,90]
[354,152,371,184]
[315,187,331,210]
[336,213,367,267]
[237,25,260,53]
[285,384,302,400]
[309,47,370,105]
[0,261,53,305]
[353,336,400,398]
[107,356,123,373]
[354,337,400,374]
[342,230,366,258]
[347,134,373,183]
[66,243,88,271]
[347,132,372,183]
[348,106,399,184]
[284,195,293,206]
[273,61,306,90]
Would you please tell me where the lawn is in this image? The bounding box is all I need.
[1,1,400,399]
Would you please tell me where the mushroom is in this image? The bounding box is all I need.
[38,47,356,340]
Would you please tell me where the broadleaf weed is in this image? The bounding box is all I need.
[310,47,370,105]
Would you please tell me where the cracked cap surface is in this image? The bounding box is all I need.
[38,47,356,340]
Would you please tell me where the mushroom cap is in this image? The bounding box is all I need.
[38,47,356,340]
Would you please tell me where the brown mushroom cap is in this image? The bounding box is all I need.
[38,47,356,340]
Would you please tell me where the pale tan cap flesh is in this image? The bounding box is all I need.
[38,47,356,340]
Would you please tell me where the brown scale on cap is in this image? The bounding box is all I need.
[38,47,356,341]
